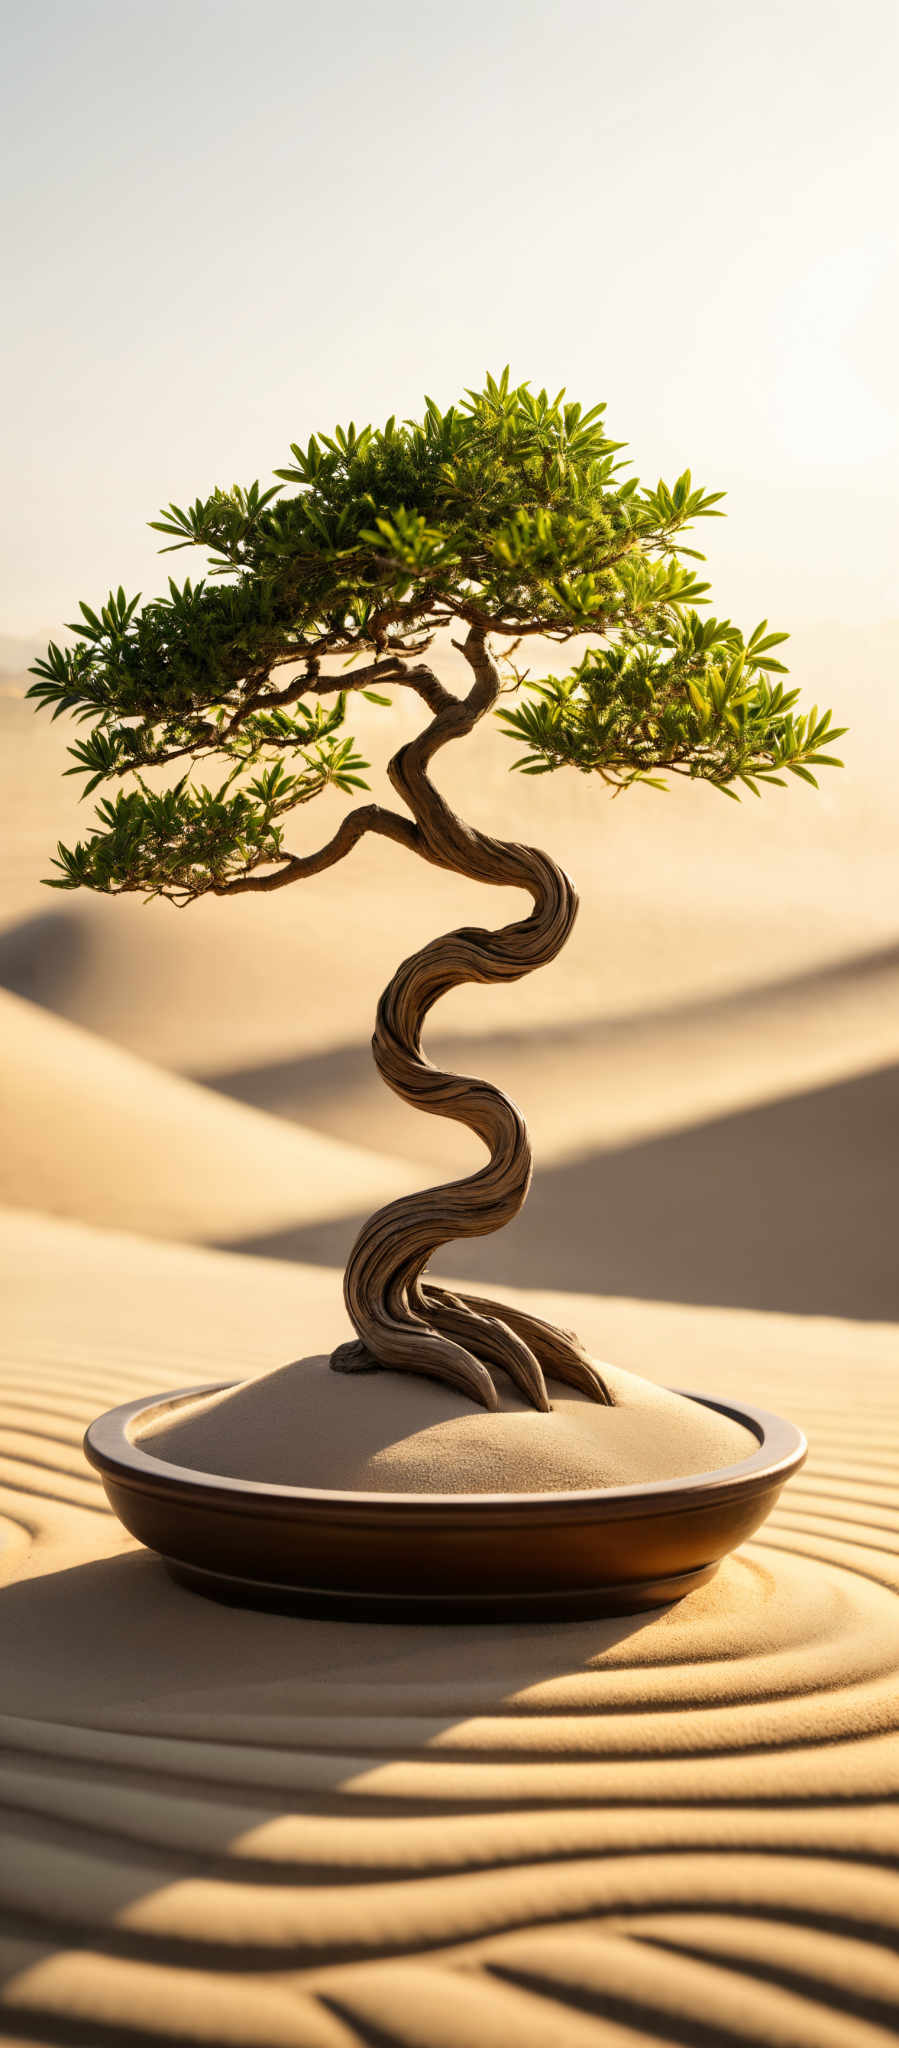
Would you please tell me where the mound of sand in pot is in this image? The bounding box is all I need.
[139,1354,756,1494]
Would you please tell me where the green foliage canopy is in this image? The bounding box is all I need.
[30,370,844,901]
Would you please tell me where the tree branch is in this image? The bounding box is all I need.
[210,801,425,895]
[392,664,459,717]
[379,628,508,884]
[399,624,501,781]
[227,656,321,732]
[96,657,462,786]
[230,654,460,726]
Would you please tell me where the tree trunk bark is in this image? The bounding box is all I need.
[330,686,612,1412]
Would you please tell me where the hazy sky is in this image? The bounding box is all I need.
[3,0,896,639]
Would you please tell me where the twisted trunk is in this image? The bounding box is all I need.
[330,633,611,1414]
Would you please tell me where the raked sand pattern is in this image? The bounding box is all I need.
[2,1214,898,2046]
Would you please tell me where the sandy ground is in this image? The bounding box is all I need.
[2,1214,898,2045]
[1,622,898,2042]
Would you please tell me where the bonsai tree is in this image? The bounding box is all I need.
[30,371,844,1415]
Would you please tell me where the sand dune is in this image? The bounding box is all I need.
[0,988,417,1244]
[1,1211,898,2045]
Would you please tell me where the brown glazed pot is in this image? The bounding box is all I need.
[84,1386,806,1621]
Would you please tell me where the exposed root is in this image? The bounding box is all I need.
[330,1322,500,1411]
[428,1288,614,1406]
[415,1285,550,1412]
[330,1289,609,1413]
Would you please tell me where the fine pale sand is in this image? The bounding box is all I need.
[2,625,899,2042]
[2,1212,899,2047]
[145,1355,755,1493]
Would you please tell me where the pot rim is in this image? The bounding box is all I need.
[84,1383,807,1524]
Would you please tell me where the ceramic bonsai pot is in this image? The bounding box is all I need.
[84,1384,806,1621]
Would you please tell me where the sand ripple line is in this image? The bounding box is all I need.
[3,1328,899,2042]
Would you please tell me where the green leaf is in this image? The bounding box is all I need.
[27,371,845,893]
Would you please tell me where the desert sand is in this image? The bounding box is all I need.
[2,1213,899,2044]
[1,623,899,2042]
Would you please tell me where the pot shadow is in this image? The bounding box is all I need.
[0,1532,880,2008]
[0,1544,659,1738]
[0,1521,874,2013]
[220,1060,899,1322]
[0,1541,666,1971]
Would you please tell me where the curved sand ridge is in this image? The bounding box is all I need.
[0,988,420,1244]
[2,1215,898,2045]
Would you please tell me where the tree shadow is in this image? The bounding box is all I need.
[220,1061,899,1321]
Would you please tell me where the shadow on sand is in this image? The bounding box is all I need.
[194,937,899,1162]
[0,1543,657,1766]
[0,909,88,1012]
[220,1060,899,1322]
